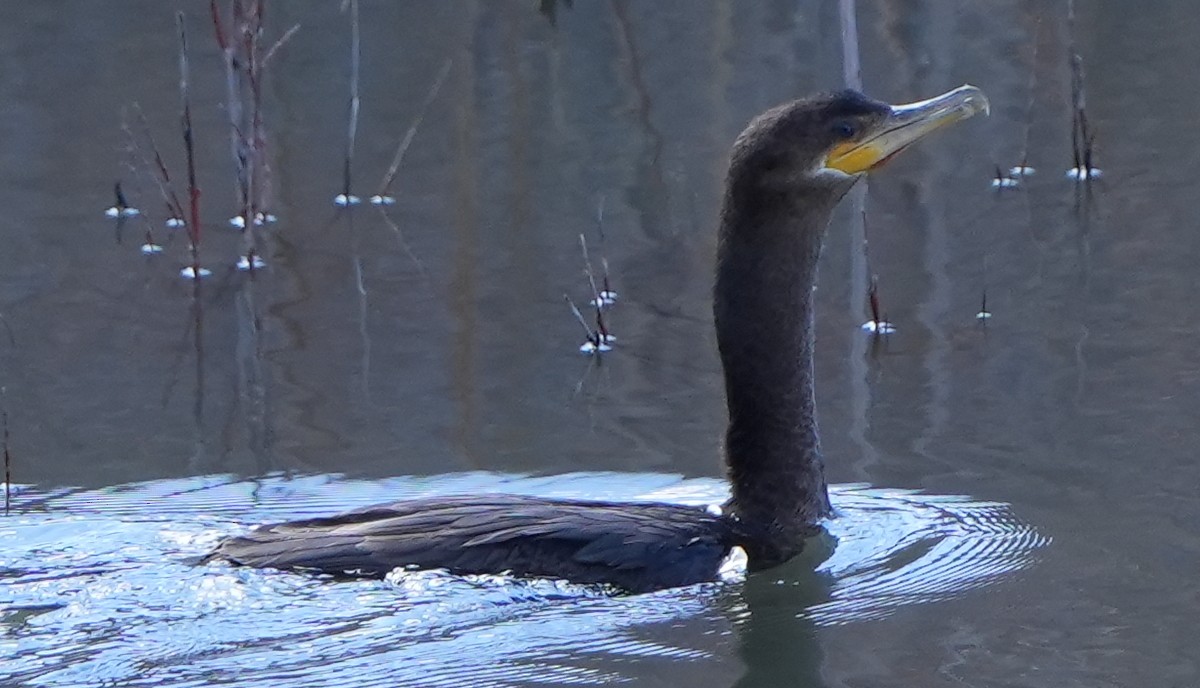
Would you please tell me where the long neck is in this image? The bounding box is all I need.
[713,180,837,567]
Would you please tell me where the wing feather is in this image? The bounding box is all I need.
[209,494,736,592]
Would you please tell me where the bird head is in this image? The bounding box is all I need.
[729,85,989,197]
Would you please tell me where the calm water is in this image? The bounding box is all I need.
[1,1,1197,686]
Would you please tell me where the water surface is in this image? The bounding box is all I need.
[4,473,1042,686]
[2,1,1199,686]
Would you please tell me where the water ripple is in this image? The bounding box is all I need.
[811,484,1050,625]
[1,473,1046,687]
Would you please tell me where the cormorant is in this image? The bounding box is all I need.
[206,86,988,593]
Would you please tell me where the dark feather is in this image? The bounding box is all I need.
[209,494,736,593]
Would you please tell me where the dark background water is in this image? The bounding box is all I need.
[2,1,1197,686]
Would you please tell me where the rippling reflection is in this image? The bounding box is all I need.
[1,473,1046,687]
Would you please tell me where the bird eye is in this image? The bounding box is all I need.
[835,122,857,139]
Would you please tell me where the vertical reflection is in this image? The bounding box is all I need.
[709,0,732,187]
[609,0,670,242]
[840,0,883,483]
[350,208,370,399]
[732,564,832,688]
[186,278,207,474]
[450,1,482,467]
[233,274,273,474]
[502,1,535,322]
[907,5,954,468]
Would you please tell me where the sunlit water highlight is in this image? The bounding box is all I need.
[1,473,1046,687]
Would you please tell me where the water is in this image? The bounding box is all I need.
[2,1,1199,686]
[2,475,1042,686]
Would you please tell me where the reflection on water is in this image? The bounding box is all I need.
[1,473,1044,687]
[3,0,1200,684]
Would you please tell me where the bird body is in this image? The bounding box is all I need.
[208,86,988,592]
[211,495,734,593]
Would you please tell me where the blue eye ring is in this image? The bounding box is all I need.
[835,122,856,139]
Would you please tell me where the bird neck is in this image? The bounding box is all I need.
[713,180,838,566]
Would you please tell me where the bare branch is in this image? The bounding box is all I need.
[374,58,453,199]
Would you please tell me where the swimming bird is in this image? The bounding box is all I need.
[206,86,988,593]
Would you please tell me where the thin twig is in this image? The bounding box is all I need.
[212,0,278,269]
[111,169,158,249]
[564,294,598,343]
[124,105,187,220]
[178,11,202,272]
[213,0,248,212]
[114,181,130,210]
[342,0,360,201]
[593,195,615,300]
[178,8,209,450]
[594,305,610,343]
[375,209,429,276]
[243,0,264,269]
[578,234,613,346]
[977,253,992,322]
[859,207,881,328]
[868,274,882,326]
[1067,0,1095,177]
[374,58,452,199]
[120,139,170,239]
[262,22,300,65]
[210,0,230,51]
[251,1,280,230]
[1070,63,1085,171]
[579,233,602,306]
[1016,19,1041,173]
